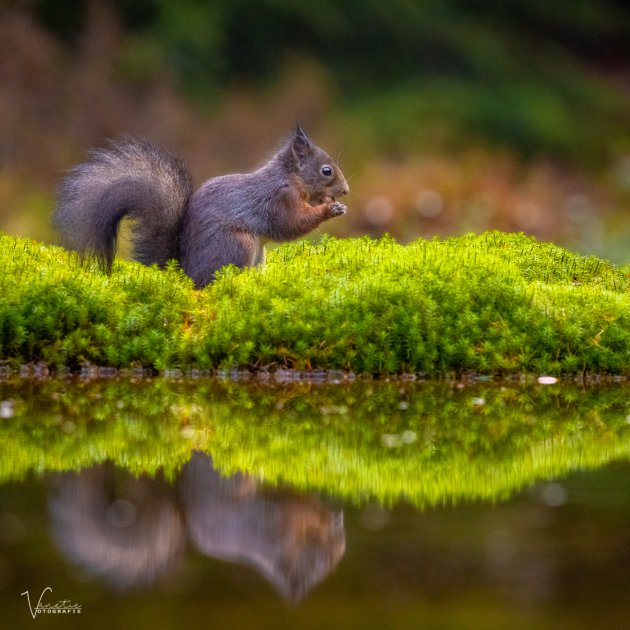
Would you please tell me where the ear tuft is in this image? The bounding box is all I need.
[291,125,313,166]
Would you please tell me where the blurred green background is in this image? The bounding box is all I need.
[1,0,629,261]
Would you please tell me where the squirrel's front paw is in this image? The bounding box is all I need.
[327,201,347,217]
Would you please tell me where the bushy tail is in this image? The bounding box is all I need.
[54,137,193,270]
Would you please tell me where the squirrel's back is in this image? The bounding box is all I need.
[54,137,193,269]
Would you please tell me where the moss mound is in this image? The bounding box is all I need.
[1,231,629,375]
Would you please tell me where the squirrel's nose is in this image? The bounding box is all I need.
[340,184,349,196]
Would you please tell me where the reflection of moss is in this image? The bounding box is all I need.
[1,379,629,507]
[1,231,630,375]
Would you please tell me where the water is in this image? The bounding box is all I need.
[1,376,629,629]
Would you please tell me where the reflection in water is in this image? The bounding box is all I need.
[49,452,345,601]
[181,452,345,602]
[1,379,629,625]
[49,466,185,588]
[4,378,630,508]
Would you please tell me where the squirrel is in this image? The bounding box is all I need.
[54,126,349,288]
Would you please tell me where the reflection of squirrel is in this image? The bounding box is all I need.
[54,126,349,287]
[50,453,345,600]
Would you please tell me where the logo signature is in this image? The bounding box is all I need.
[21,587,82,619]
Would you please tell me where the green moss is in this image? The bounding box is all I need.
[1,378,629,507]
[1,230,630,374]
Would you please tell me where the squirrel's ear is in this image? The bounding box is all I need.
[291,125,313,166]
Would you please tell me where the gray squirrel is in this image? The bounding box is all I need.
[54,126,349,288]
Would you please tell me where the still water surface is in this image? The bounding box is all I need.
[0,376,629,629]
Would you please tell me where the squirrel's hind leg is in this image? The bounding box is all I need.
[183,229,260,288]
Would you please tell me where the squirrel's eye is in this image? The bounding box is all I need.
[321,165,333,177]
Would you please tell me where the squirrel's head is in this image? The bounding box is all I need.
[287,126,349,204]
